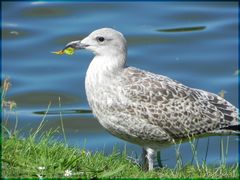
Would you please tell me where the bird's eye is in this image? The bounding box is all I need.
[96,37,105,42]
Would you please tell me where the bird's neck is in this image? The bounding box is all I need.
[89,53,127,74]
[85,53,127,89]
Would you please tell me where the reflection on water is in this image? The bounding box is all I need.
[2,1,238,167]
[33,108,92,115]
[157,26,206,32]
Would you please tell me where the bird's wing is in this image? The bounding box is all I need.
[120,67,239,139]
[191,89,239,133]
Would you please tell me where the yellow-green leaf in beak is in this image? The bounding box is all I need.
[52,50,64,55]
[52,47,75,55]
[63,47,75,55]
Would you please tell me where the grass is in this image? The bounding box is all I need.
[2,128,239,178]
[1,78,239,178]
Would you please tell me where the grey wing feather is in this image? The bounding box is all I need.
[121,67,239,139]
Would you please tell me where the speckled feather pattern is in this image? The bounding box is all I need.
[74,28,239,151]
[86,66,238,149]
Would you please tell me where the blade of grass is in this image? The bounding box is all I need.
[220,136,224,165]
[2,125,12,137]
[225,136,229,164]
[204,137,210,163]
[58,97,67,145]
[13,111,19,135]
[32,102,51,138]
[188,136,200,171]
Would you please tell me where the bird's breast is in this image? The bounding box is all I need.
[85,58,122,113]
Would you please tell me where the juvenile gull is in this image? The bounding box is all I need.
[66,28,239,170]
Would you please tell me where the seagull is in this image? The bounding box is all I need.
[65,28,239,170]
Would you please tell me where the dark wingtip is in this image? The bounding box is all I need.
[221,124,240,131]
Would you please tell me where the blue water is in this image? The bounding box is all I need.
[2,2,238,168]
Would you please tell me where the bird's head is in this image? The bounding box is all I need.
[66,28,127,57]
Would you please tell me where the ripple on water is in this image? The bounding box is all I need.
[2,27,39,40]
[10,91,82,108]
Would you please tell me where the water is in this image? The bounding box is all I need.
[2,2,238,167]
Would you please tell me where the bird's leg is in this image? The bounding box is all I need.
[142,147,156,171]
[157,151,163,168]
[142,148,148,171]
[146,148,156,170]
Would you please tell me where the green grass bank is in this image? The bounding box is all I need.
[2,127,239,178]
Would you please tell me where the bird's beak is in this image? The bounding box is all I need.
[65,40,88,50]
